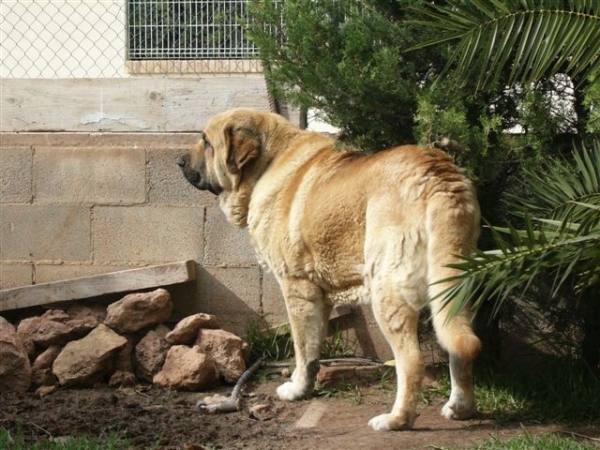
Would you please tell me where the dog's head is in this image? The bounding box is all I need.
[177,108,267,194]
[177,108,288,226]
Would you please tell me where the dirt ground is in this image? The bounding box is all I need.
[2,375,599,450]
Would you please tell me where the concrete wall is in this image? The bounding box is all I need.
[0,131,281,334]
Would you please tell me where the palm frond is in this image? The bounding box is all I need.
[508,141,600,222]
[435,141,600,319]
[438,220,600,319]
[409,0,600,89]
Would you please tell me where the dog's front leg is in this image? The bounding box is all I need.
[276,278,331,401]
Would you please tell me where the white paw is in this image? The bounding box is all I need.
[368,413,394,431]
[441,400,476,420]
[276,381,307,401]
[368,413,413,431]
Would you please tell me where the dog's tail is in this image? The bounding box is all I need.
[426,191,482,361]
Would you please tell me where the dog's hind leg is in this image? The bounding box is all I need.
[368,292,422,431]
[426,194,481,420]
[276,278,331,401]
[429,284,480,420]
[364,229,425,431]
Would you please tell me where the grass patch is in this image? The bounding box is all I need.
[245,316,294,361]
[476,360,600,423]
[461,431,599,450]
[246,317,358,361]
[321,324,358,359]
[0,430,131,450]
[315,383,364,405]
[422,359,600,424]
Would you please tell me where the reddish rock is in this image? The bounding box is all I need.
[165,313,220,345]
[18,317,70,348]
[109,370,136,388]
[31,345,61,386]
[35,385,58,397]
[113,335,135,374]
[17,311,96,349]
[249,404,274,421]
[153,345,219,391]
[104,289,173,333]
[154,324,171,338]
[0,316,32,393]
[135,328,170,382]
[52,324,127,387]
[195,329,248,383]
[66,303,106,323]
[41,309,71,323]
[316,364,386,386]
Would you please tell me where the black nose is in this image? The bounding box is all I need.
[176,156,186,168]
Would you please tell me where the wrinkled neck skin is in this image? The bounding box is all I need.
[218,118,314,229]
[219,190,251,228]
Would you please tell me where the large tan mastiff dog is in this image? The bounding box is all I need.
[177,108,481,430]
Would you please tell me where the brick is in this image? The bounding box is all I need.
[316,365,388,386]
[196,266,262,336]
[92,206,203,263]
[34,147,145,204]
[204,206,257,266]
[0,263,33,289]
[0,205,90,260]
[147,146,216,206]
[261,270,287,325]
[0,147,33,203]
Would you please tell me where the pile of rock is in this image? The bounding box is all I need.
[0,288,249,395]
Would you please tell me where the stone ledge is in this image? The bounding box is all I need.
[0,132,200,149]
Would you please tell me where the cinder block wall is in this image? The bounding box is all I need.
[0,132,286,334]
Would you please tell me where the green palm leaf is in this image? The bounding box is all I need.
[436,142,600,319]
[508,142,600,221]
[409,0,600,89]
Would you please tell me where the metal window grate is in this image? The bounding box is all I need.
[128,0,259,60]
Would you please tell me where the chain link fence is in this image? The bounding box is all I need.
[1,0,264,78]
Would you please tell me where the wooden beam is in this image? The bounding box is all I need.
[0,260,196,312]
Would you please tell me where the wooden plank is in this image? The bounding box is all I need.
[0,260,196,312]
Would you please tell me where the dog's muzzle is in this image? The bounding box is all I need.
[176,155,222,196]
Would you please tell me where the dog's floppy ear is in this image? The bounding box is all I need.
[225,124,261,175]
